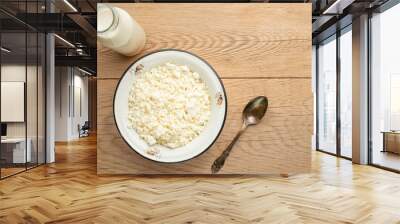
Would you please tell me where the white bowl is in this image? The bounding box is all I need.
[114,49,227,163]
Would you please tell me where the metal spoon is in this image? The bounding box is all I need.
[211,96,268,174]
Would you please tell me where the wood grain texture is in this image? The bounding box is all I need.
[97,79,312,126]
[98,3,311,79]
[2,136,400,223]
[97,3,312,174]
[97,79,312,174]
[385,133,400,154]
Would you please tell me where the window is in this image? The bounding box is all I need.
[317,35,337,154]
[0,1,47,179]
[316,25,353,159]
[339,26,352,158]
[390,74,400,130]
[370,2,400,171]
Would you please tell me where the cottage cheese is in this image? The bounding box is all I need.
[128,62,211,149]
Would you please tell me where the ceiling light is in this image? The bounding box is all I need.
[1,47,11,53]
[76,48,87,56]
[54,34,75,48]
[323,0,355,15]
[77,67,94,76]
[63,0,78,12]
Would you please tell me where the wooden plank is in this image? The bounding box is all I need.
[98,3,311,79]
[98,121,311,174]
[97,78,312,174]
[98,78,312,126]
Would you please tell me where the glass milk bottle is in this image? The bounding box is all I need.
[97,4,146,56]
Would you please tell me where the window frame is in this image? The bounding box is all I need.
[315,24,353,160]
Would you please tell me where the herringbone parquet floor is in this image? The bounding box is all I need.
[1,135,400,224]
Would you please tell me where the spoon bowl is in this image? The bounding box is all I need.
[243,96,268,126]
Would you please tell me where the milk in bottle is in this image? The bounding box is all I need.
[97,4,146,56]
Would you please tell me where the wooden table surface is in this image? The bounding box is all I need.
[97,3,312,174]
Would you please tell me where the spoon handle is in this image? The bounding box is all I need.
[211,124,247,174]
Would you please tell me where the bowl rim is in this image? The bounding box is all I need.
[113,49,228,163]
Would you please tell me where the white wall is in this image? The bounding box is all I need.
[1,65,26,81]
[1,65,26,139]
[1,82,25,122]
[55,67,70,141]
[1,64,46,164]
[54,67,89,141]
[1,65,38,138]
[70,73,89,139]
